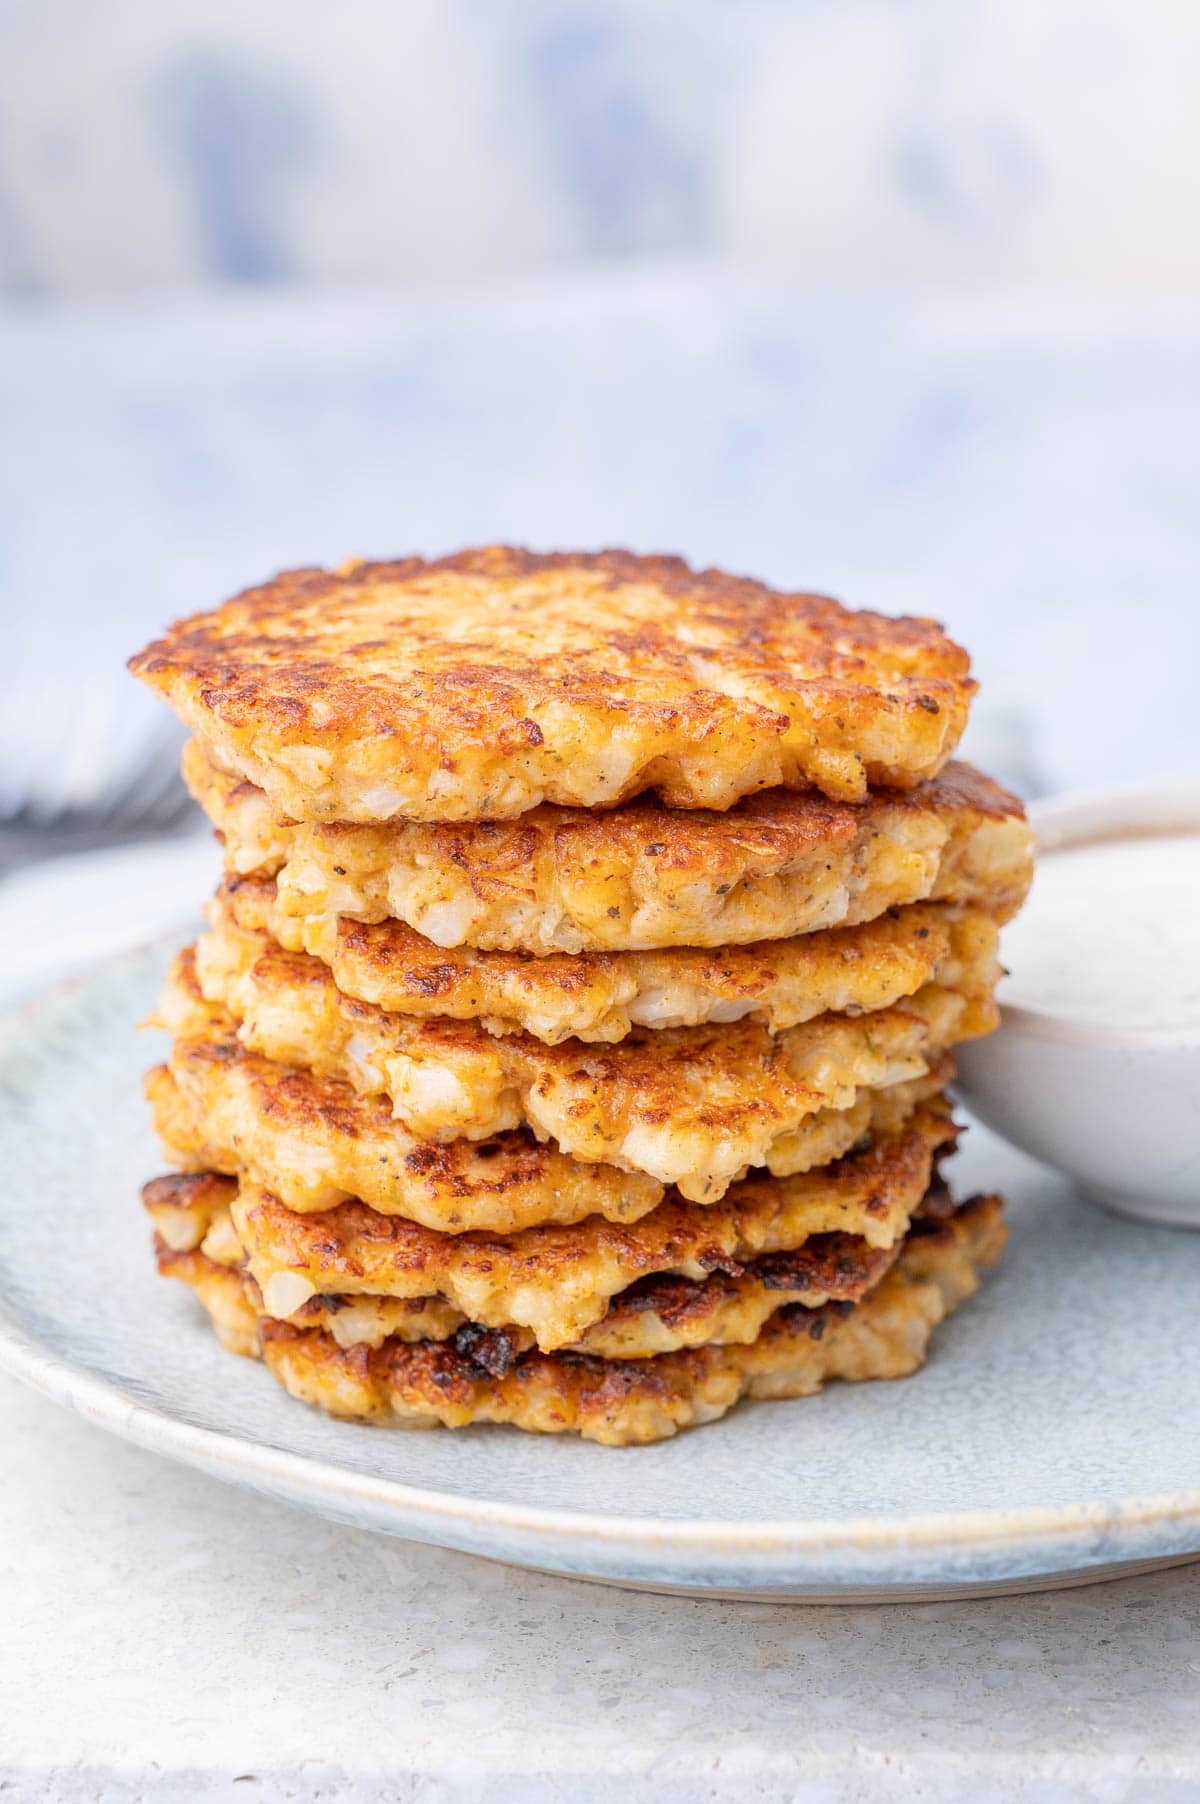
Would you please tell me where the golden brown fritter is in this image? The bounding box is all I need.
[149,1035,952,1232]
[148,1044,655,1233]
[142,1094,957,1351]
[164,1195,1005,1444]
[154,1241,464,1358]
[130,548,976,819]
[143,1170,236,1254]
[161,1230,902,1364]
[171,914,994,1200]
[186,743,1033,955]
[151,951,973,1219]
[213,875,984,1045]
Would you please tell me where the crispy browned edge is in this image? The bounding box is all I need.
[144,1103,961,1358]
[191,744,1026,868]
[155,1192,1005,1439]
[131,549,971,692]
[153,1179,910,1332]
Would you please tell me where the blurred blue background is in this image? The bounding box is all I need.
[3,0,1198,297]
[1,0,1198,848]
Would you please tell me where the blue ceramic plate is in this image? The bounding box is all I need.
[1,943,1198,1601]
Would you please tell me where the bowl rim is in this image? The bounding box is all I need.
[997,775,1200,1048]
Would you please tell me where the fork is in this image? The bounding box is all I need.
[0,668,195,873]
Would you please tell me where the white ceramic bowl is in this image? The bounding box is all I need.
[956,779,1200,1229]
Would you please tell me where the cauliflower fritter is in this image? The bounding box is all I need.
[144,1092,955,1352]
[212,875,983,1045]
[185,744,1032,955]
[162,1195,1005,1444]
[156,920,985,1208]
[131,548,976,819]
[170,915,995,1201]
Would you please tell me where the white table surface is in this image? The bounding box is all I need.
[3,278,1200,1798]
[2,1364,1199,1804]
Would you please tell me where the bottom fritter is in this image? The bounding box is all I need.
[146,1095,957,1357]
[158,1195,1004,1445]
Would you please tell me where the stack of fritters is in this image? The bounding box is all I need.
[130,548,1033,1444]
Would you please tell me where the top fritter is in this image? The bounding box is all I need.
[129,548,976,822]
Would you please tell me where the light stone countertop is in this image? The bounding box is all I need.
[2,1369,1199,1802]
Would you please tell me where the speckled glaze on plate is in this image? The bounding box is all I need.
[1,942,1198,1602]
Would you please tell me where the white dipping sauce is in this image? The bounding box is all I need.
[1000,831,1200,1029]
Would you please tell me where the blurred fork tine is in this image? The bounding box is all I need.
[31,677,124,823]
[111,734,192,832]
[0,672,45,819]
[93,717,180,826]
[0,670,192,867]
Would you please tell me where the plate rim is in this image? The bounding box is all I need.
[2,1305,1199,1564]
[3,937,1200,1580]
